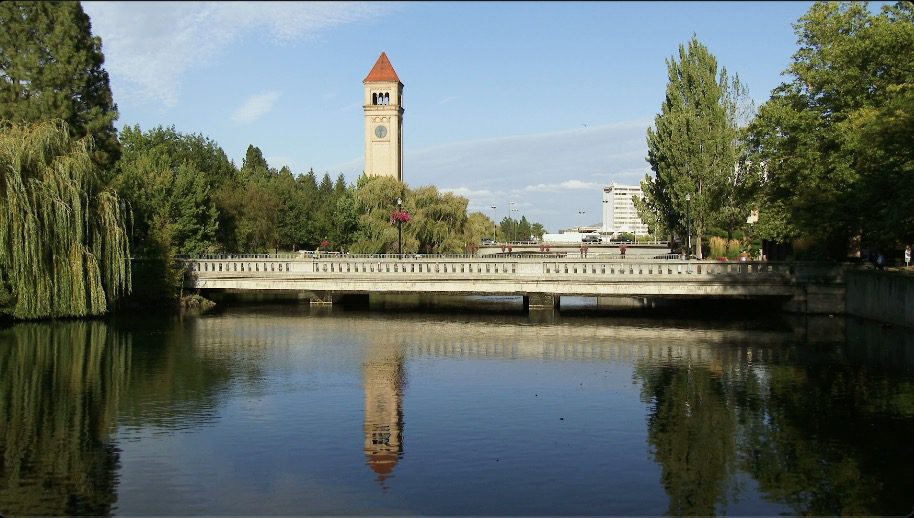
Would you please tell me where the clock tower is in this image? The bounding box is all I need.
[364,52,403,182]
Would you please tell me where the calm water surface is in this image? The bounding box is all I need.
[2,298,914,515]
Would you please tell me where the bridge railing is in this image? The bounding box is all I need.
[539,260,791,276]
[179,256,795,279]
[176,252,679,261]
[177,253,490,260]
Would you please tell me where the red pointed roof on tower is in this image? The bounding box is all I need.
[364,52,401,83]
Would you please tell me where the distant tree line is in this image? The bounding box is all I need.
[497,216,547,242]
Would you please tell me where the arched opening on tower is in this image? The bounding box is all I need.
[372,93,378,105]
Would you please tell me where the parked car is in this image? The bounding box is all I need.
[480,237,496,245]
[582,234,602,243]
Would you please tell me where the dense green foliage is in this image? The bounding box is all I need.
[114,125,231,257]
[208,144,357,254]
[498,216,546,242]
[0,1,120,170]
[0,121,130,319]
[111,125,234,304]
[747,1,914,259]
[464,211,494,250]
[0,2,129,319]
[350,175,474,254]
[636,36,751,259]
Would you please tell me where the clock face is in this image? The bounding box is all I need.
[375,125,388,139]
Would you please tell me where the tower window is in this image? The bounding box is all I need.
[372,92,392,105]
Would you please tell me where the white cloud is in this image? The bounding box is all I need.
[525,180,602,192]
[233,91,282,124]
[440,187,496,200]
[439,96,459,104]
[83,2,394,107]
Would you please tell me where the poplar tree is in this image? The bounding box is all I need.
[638,36,742,259]
[0,2,120,170]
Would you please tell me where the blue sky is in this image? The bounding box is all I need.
[83,1,821,232]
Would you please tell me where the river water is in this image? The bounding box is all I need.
[2,296,913,515]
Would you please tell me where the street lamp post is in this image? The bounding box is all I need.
[510,206,519,242]
[578,210,586,233]
[685,194,691,259]
[491,205,497,242]
[397,197,403,257]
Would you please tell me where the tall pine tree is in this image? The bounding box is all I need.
[0,2,120,169]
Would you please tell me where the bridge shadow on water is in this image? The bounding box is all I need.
[203,290,801,335]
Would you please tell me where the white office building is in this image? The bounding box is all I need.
[601,183,650,236]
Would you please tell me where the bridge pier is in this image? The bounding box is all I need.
[523,293,559,312]
[596,296,653,310]
[309,290,336,305]
[783,284,845,314]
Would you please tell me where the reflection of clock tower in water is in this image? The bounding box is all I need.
[363,342,406,488]
[364,52,403,181]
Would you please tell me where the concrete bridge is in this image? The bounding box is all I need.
[179,254,850,314]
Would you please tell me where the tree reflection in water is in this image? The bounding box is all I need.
[741,345,914,515]
[0,321,128,516]
[637,348,739,515]
[636,339,914,516]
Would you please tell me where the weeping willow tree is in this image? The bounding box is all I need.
[0,120,131,319]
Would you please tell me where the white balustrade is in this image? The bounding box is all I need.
[181,256,790,280]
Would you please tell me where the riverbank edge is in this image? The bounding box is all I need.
[846,269,914,328]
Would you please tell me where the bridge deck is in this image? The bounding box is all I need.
[180,256,805,299]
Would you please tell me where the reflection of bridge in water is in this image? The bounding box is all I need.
[180,255,850,314]
[185,311,846,488]
[187,310,851,362]
[188,312,811,361]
